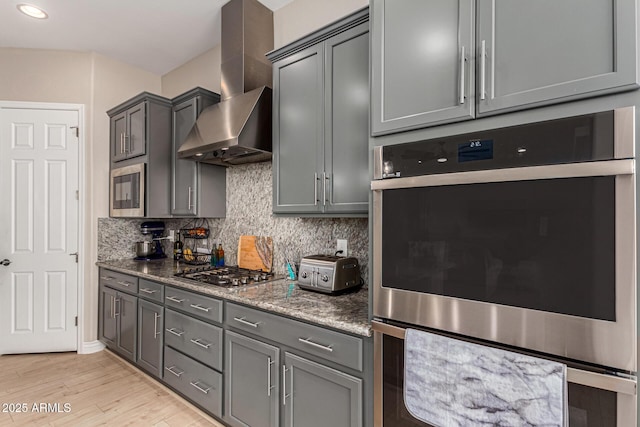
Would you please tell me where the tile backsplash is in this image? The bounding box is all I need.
[98,162,369,284]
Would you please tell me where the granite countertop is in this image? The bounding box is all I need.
[96,259,371,337]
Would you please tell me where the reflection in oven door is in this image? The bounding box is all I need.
[373,322,637,427]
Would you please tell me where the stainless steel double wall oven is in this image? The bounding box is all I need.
[371,107,637,426]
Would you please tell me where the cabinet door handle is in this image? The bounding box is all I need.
[153,313,161,338]
[322,172,328,206]
[459,45,466,105]
[110,295,115,319]
[124,134,130,154]
[282,365,290,404]
[314,173,319,206]
[233,316,260,328]
[267,356,275,396]
[188,186,193,211]
[298,337,334,352]
[190,381,212,394]
[189,303,210,313]
[166,296,185,303]
[140,288,157,294]
[190,338,212,349]
[114,298,121,317]
[480,40,487,101]
[165,327,185,337]
[120,133,124,154]
[165,366,184,377]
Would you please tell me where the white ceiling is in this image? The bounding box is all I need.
[0,0,294,75]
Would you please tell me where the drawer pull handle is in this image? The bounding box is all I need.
[140,288,157,294]
[101,276,115,281]
[166,327,185,337]
[165,366,184,377]
[190,303,211,312]
[233,317,261,328]
[117,281,131,287]
[166,296,185,303]
[298,337,334,352]
[190,338,212,349]
[190,381,212,394]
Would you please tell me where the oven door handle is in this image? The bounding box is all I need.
[371,159,635,191]
[372,320,637,396]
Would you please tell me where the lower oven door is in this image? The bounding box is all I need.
[373,321,637,427]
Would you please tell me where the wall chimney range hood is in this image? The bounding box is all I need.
[178,0,274,166]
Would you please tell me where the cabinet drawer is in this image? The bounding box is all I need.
[165,309,223,371]
[164,346,222,417]
[138,279,164,303]
[99,269,138,294]
[226,303,363,371]
[164,287,223,324]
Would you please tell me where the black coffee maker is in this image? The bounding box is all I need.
[134,221,167,260]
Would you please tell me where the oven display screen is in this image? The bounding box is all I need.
[458,139,493,162]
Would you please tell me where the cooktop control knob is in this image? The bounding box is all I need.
[321,274,329,282]
[301,271,308,279]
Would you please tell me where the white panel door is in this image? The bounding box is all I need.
[0,107,79,354]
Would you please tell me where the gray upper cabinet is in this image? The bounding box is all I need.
[371,0,638,135]
[269,9,369,215]
[371,0,474,135]
[225,330,280,427]
[108,92,172,218]
[171,88,226,217]
[477,0,638,115]
[283,352,362,427]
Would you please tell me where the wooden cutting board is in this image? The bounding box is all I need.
[238,235,273,272]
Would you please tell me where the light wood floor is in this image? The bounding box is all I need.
[0,350,225,426]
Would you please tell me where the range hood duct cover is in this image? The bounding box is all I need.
[178,0,274,166]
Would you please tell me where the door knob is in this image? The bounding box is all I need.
[1,259,11,266]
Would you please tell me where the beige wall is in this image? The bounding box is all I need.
[161,46,221,99]
[0,47,161,346]
[273,0,368,49]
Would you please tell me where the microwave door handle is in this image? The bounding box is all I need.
[567,368,636,396]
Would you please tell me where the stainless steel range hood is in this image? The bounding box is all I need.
[178,0,274,166]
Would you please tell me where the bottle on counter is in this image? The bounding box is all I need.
[173,234,183,260]
[217,243,225,267]
[210,243,218,266]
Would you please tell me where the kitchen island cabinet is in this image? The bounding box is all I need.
[371,0,639,135]
[268,8,369,216]
[171,88,226,217]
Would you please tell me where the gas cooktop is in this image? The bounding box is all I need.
[174,265,282,289]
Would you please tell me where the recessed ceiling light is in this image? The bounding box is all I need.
[17,4,48,19]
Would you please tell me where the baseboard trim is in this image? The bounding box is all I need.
[79,340,106,354]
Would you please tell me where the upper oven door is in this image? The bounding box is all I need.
[371,107,637,372]
[110,163,145,217]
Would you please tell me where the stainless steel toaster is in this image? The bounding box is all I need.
[297,255,361,294]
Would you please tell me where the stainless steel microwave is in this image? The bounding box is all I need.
[110,163,145,217]
[372,107,637,373]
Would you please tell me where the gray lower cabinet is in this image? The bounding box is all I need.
[269,9,369,215]
[225,303,365,427]
[225,330,280,427]
[171,88,226,217]
[164,346,223,417]
[284,352,362,427]
[99,284,137,362]
[371,0,639,135]
[137,299,164,378]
